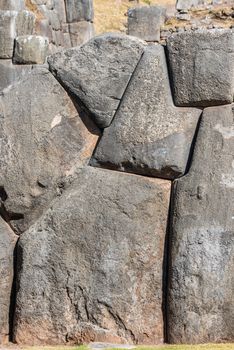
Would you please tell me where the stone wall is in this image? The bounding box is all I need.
[0,0,94,91]
[0,27,233,346]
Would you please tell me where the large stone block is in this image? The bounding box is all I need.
[64,0,94,23]
[13,35,49,64]
[127,6,166,42]
[0,68,99,233]
[92,45,201,180]
[0,10,35,58]
[0,218,17,345]
[166,29,234,107]
[0,60,33,91]
[167,104,234,343]
[48,33,146,128]
[14,166,171,345]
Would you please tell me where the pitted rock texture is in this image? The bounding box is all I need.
[127,6,166,42]
[0,217,17,345]
[0,68,99,233]
[14,166,171,345]
[167,29,234,107]
[48,33,146,128]
[13,35,49,64]
[92,44,201,180]
[167,104,234,344]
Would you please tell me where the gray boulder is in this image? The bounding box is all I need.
[0,217,17,345]
[13,35,49,64]
[0,10,35,58]
[68,21,95,47]
[166,29,234,107]
[176,0,206,11]
[48,33,146,128]
[64,0,94,23]
[167,104,234,343]
[127,6,166,42]
[92,45,201,180]
[14,166,171,345]
[0,68,99,233]
[0,60,33,91]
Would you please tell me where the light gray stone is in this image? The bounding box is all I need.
[64,0,94,23]
[0,0,25,10]
[127,6,166,42]
[166,29,234,107]
[48,33,146,128]
[0,217,17,345]
[0,10,35,58]
[0,68,99,233]
[92,45,201,180]
[13,35,49,64]
[176,0,208,11]
[0,60,33,91]
[167,104,234,343]
[68,21,95,47]
[14,166,171,345]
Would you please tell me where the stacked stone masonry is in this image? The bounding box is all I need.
[0,0,94,91]
[0,21,233,349]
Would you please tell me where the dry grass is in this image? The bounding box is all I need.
[93,0,175,34]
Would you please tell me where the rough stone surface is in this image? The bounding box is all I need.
[0,60,33,91]
[48,33,146,128]
[127,6,166,42]
[0,217,17,345]
[0,68,99,233]
[167,29,234,107]
[64,0,94,23]
[0,0,25,10]
[14,166,171,345]
[13,35,49,64]
[167,104,234,343]
[0,10,35,58]
[68,21,94,47]
[176,0,206,11]
[92,45,201,180]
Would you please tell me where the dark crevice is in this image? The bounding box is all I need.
[8,239,19,343]
[163,186,173,343]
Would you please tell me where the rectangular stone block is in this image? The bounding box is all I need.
[65,0,94,23]
[127,6,166,42]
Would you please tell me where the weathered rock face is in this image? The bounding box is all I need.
[166,29,234,107]
[0,60,32,91]
[127,6,166,42]
[0,217,17,345]
[0,0,25,11]
[0,68,99,233]
[167,104,234,343]
[48,33,146,128]
[14,166,171,345]
[92,45,201,180]
[13,35,49,64]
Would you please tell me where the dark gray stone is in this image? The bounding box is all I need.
[48,33,146,128]
[167,29,234,107]
[168,104,234,344]
[92,45,201,180]
[0,217,17,345]
[127,6,166,42]
[64,0,94,23]
[14,166,171,345]
[0,68,99,233]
